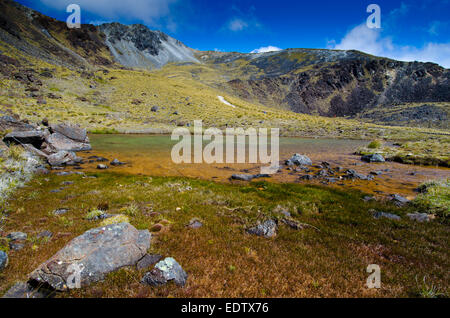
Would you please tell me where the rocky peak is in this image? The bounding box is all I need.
[99,22,199,69]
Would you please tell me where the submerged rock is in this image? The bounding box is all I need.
[141,257,188,287]
[247,220,277,238]
[29,223,151,291]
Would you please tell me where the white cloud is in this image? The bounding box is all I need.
[250,46,282,54]
[228,18,248,32]
[40,0,177,26]
[329,23,450,68]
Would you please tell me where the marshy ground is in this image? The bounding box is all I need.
[0,166,448,298]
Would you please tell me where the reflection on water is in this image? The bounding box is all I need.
[80,134,450,198]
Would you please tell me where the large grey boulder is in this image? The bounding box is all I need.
[50,123,87,143]
[47,151,80,167]
[46,132,91,152]
[29,223,151,291]
[141,257,188,287]
[247,220,278,238]
[0,251,8,271]
[3,131,45,149]
[288,154,312,166]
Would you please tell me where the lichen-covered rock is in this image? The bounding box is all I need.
[141,257,188,287]
[0,251,8,271]
[29,223,151,291]
[247,220,277,238]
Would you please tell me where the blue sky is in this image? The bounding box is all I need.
[16,0,450,67]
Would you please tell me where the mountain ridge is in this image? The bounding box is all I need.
[0,0,448,127]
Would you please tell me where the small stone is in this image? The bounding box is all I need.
[110,159,125,166]
[9,242,25,251]
[281,218,304,230]
[390,194,410,206]
[136,254,163,270]
[362,154,385,163]
[247,220,277,238]
[0,251,8,271]
[37,231,53,239]
[97,164,108,170]
[407,213,431,223]
[53,208,69,216]
[151,224,164,232]
[371,210,401,220]
[7,232,27,241]
[141,257,188,287]
[187,218,203,229]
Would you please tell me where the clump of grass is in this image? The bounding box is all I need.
[367,140,383,149]
[415,276,445,298]
[100,215,129,226]
[414,179,449,219]
[85,209,105,220]
[120,203,139,217]
[6,145,24,161]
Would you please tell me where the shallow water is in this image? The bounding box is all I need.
[79,134,450,198]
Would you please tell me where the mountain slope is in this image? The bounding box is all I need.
[0,0,448,130]
[197,49,450,120]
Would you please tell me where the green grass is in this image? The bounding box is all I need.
[414,179,450,219]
